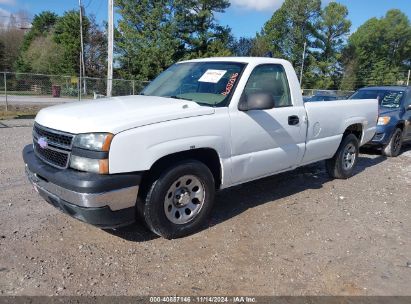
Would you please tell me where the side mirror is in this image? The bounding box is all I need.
[407,105,411,111]
[239,93,275,111]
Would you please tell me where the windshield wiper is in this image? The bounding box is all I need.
[169,95,194,101]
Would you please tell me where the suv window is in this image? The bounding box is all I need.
[406,90,411,107]
[244,64,292,107]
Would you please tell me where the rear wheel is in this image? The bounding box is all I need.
[383,128,403,157]
[142,160,215,239]
[326,134,359,179]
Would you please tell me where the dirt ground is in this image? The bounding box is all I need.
[0,119,410,296]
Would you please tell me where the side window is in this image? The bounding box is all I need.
[244,64,292,107]
[407,91,411,107]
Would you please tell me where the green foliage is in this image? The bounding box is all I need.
[85,17,107,78]
[7,3,411,92]
[231,37,255,57]
[174,0,232,59]
[343,9,411,89]
[115,0,232,81]
[250,35,270,57]
[0,39,5,70]
[22,35,64,74]
[15,11,58,73]
[54,10,90,75]
[262,0,321,64]
[260,0,321,87]
[20,11,58,52]
[115,0,178,81]
[313,2,351,89]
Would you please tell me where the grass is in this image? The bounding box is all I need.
[0,105,44,120]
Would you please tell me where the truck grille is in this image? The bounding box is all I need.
[33,123,73,149]
[33,123,74,169]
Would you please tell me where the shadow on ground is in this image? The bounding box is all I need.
[110,153,388,242]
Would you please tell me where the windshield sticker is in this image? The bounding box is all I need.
[198,69,227,83]
[222,73,239,96]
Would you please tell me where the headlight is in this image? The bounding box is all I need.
[70,155,109,174]
[73,133,113,151]
[377,117,391,126]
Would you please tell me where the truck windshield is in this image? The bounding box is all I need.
[141,62,246,107]
[350,90,405,109]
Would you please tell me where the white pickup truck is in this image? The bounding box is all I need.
[23,57,378,239]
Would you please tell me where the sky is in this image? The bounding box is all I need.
[1,0,411,38]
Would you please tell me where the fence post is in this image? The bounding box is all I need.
[4,72,8,112]
[132,80,135,95]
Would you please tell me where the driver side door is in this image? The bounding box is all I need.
[229,64,306,185]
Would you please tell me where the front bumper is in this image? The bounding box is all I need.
[365,125,396,147]
[23,144,142,229]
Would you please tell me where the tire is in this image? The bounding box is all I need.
[383,128,403,157]
[142,160,215,239]
[326,134,359,179]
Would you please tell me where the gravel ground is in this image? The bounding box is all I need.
[0,120,410,296]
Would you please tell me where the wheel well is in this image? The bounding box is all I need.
[396,122,404,131]
[139,148,222,199]
[344,124,363,141]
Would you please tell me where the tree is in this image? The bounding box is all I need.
[53,10,90,75]
[0,39,5,70]
[20,11,58,52]
[115,0,179,81]
[261,0,321,79]
[0,24,25,71]
[313,2,351,89]
[174,0,232,59]
[85,17,107,78]
[231,37,255,57]
[16,11,59,72]
[22,35,64,74]
[250,35,270,57]
[342,10,411,89]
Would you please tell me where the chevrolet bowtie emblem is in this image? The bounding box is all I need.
[38,137,48,149]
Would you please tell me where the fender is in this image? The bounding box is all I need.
[108,109,232,182]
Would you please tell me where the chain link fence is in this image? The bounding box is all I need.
[1,70,410,111]
[0,72,149,111]
[302,89,355,99]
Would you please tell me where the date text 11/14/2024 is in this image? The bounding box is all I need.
[149,296,257,303]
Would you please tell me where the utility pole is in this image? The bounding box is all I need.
[407,70,410,86]
[299,41,307,87]
[107,0,114,97]
[79,0,86,96]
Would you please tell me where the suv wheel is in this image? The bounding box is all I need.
[383,128,403,157]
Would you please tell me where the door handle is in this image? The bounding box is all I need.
[288,115,300,126]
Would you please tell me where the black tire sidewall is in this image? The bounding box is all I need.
[384,128,403,157]
[331,134,359,179]
[339,134,359,178]
[143,161,215,239]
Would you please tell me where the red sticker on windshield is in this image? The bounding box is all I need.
[222,73,239,96]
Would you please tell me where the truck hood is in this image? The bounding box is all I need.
[35,95,215,134]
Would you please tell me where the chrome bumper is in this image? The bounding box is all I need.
[25,165,139,211]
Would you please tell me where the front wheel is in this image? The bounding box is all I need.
[142,160,215,239]
[383,128,403,157]
[326,134,359,179]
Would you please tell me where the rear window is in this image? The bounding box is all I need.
[350,89,404,108]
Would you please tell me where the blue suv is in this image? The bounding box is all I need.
[350,86,411,157]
